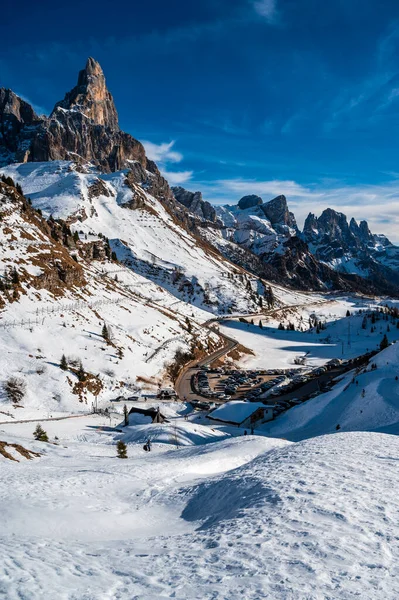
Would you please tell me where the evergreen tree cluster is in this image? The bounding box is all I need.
[33,424,48,442]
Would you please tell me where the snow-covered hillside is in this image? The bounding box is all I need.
[1,420,398,599]
[3,161,266,314]
[219,296,398,369]
[262,340,399,440]
[0,179,228,418]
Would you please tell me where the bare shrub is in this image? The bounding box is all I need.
[103,368,115,377]
[3,376,27,404]
[67,356,82,368]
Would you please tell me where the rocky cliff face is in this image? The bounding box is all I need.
[53,57,119,131]
[0,89,41,164]
[260,195,298,231]
[0,58,147,172]
[303,208,399,267]
[172,186,218,223]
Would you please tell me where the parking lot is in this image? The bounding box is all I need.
[193,366,297,403]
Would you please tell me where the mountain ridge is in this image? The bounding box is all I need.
[1,57,399,297]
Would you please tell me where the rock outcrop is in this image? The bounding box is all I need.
[0,89,41,163]
[172,186,218,222]
[0,58,147,172]
[53,57,119,131]
[260,195,298,231]
[237,195,263,210]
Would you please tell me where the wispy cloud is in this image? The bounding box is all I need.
[142,140,192,185]
[253,0,278,23]
[142,140,183,163]
[217,177,315,198]
[162,169,193,185]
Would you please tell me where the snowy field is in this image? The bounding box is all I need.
[1,415,399,599]
[219,297,398,370]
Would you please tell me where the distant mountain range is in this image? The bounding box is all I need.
[1,58,399,297]
[172,186,399,295]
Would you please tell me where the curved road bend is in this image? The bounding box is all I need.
[175,323,238,404]
[174,299,336,404]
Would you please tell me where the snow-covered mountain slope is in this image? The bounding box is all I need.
[214,193,297,255]
[1,423,398,599]
[0,179,227,417]
[2,160,270,314]
[261,338,399,441]
[220,296,399,370]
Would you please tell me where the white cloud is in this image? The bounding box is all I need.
[161,170,193,185]
[253,0,278,22]
[142,140,192,186]
[142,140,183,164]
[217,177,317,198]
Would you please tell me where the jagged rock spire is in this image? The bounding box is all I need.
[52,57,119,131]
[261,195,298,230]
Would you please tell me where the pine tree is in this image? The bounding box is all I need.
[380,334,389,351]
[33,424,49,442]
[60,354,68,371]
[278,323,285,330]
[77,362,85,382]
[102,323,109,342]
[259,320,263,329]
[123,404,129,427]
[346,310,351,317]
[73,231,79,242]
[185,317,192,333]
[117,440,128,458]
[11,267,20,285]
[265,285,275,309]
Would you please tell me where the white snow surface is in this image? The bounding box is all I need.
[261,340,399,440]
[0,421,398,599]
[208,400,268,424]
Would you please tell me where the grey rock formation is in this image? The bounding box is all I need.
[172,186,217,222]
[0,89,41,163]
[0,58,146,172]
[237,195,263,210]
[261,195,297,230]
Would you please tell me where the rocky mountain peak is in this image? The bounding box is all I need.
[0,58,148,171]
[52,57,119,131]
[172,186,217,222]
[261,195,297,230]
[0,89,40,162]
[237,195,263,210]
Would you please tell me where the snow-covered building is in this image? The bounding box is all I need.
[207,401,274,428]
[128,406,168,425]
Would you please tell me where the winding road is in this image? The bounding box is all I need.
[174,298,339,404]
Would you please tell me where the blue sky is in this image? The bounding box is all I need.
[2,0,399,238]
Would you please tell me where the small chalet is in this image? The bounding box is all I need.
[207,401,274,428]
[128,406,168,425]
